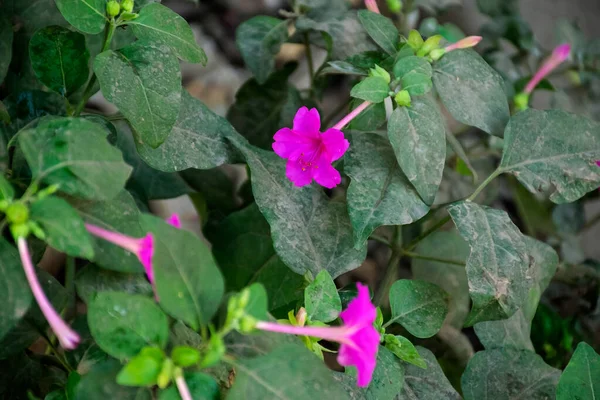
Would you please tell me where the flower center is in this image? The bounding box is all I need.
[298,139,327,171]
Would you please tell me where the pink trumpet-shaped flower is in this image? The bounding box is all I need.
[17,237,80,349]
[166,214,181,229]
[524,43,571,94]
[444,36,483,52]
[273,107,350,189]
[175,374,193,400]
[365,0,381,13]
[256,283,380,387]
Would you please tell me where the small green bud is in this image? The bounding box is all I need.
[10,223,30,240]
[238,287,251,309]
[36,184,60,200]
[121,0,134,12]
[171,346,201,368]
[394,90,411,107]
[120,11,138,21]
[566,70,581,86]
[369,64,391,84]
[140,346,165,363]
[238,315,257,333]
[0,199,9,212]
[106,0,120,17]
[117,354,161,387]
[417,35,442,57]
[6,202,29,224]
[407,30,424,51]
[386,0,402,13]
[156,358,174,389]
[28,221,46,240]
[430,48,445,61]
[200,335,225,368]
[514,92,530,111]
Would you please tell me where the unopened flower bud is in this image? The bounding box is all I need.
[514,92,530,111]
[200,335,225,368]
[121,0,134,12]
[444,36,483,52]
[369,64,391,84]
[0,199,9,211]
[296,307,307,327]
[239,315,257,333]
[430,48,445,61]
[417,35,442,57]
[106,0,120,17]
[365,0,380,14]
[386,0,402,13]
[157,358,174,389]
[10,222,30,239]
[7,202,29,224]
[120,12,138,21]
[394,90,411,107]
[407,30,424,51]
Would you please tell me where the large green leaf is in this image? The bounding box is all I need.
[433,49,509,137]
[54,0,107,34]
[387,279,448,338]
[209,204,304,311]
[498,109,600,203]
[0,15,13,82]
[345,133,429,248]
[129,3,207,64]
[358,10,398,55]
[556,342,600,400]
[238,145,366,278]
[94,42,182,148]
[397,347,461,400]
[388,97,446,204]
[88,292,169,360]
[236,16,288,84]
[449,201,530,326]
[350,76,390,103]
[0,239,32,342]
[75,264,153,304]
[136,90,237,172]
[140,214,224,330]
[19,117,132,200]
[158,372,219,400]
[29,26,89,96]
[461,349,560,400]
[30,196,95,258]
[393,56,433,96]
[76,360,152,400]
[227,344,349,400]
[305,270,341,323]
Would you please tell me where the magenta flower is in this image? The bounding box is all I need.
[365,0,381,13]
[524,43,571,94]
[17,237,80,349]
[272,107,350,189]
[166,214,181,229]
[255,283,380,387]
[596,161,600,167]
[444,36,483,52]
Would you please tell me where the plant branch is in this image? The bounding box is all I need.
[404,214,451,251]
[401,250,465,266]
[373,226,402,306]
[466,168,502,202]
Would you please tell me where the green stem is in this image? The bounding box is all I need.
[74,21,116,116]
[404,214,451,251]
[43,335,74,372]
[373,227,402,306]
[304,33,315,94]
[466,168,502,202]
[369,234,391,247]
[401,250,465,266]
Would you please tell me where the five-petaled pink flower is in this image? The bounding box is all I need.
[255,283,380,387]
[272,107,349,189]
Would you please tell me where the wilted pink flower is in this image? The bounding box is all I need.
[255,283,379,387]
[166,214,181,229]
[444,36,483,52]
[365,0,381,13]
[273,107,349,189]
[17,237,80,349]
[524,43,571,94]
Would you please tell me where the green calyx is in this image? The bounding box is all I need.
[394,90,411,107]
[369,65,391,84]
[121,0,134,12]
[200,334,225,368]
[417,35,442,57]
[106,0,120,17]
[407,30,424,51]
[386,0,403,13]
[514,92,530,111]
[6,202,29,225]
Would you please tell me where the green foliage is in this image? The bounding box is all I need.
[54,0,107,34]
[351,76,390,103]
[393,56,433,96]
[358,10,399,55]
[0,239,32,341]
[556,342,600,399]
[304,270,341,322]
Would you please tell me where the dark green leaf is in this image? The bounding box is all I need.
[30,196,95,258]
[88,292,169,360]
[320,61,368,76]
[29,26,89,96]
[75,264,153,304]
[19,117,132,200]
[76,360,152,400]
[433,49,509,137]
[556,342,600,400]
[350,76,389,103]
[461,349,560,400]
[245,283,269,321]
[0,353,46,399]
[54,0,107,34]
[449,201,530,326]
[305,270,341,323]
[158,372,219,400]
[499,109,600,203]
[129,3,207,64]
[358,10,399,55]
[0,15,13,82]
[236,16,288,84]
[393,56,433,96]
[345,133,429,247]
[388,279,448,338]
[94,42,182,148]
[0,239,32,341]
[383,334,426,369]
[117,354,161,386]
[388,96,446,204]
[140,214,224,330]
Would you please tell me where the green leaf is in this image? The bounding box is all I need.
[29,26,89,96]
[347,100,386,131]
[388,279,448,338]
[461,349,560,400]
[236,16,288,84]
[136,90,237,172]
[320,61,368,76]
[88,292,169,360]
[358,10,399,55]
[305,270,341,323]
[412,231,469,328]
[433,49,509,137]
[157,372,219,400]
[210,203,305,311]
[94,42,182,148]
[140,214,224,330]
[0,239,32,341]
[388,96,446,204]
[19,117,132,200]
[227,344,348,400]
[244,283,269,321]
[556,342,600,400]
[397,346,461,400]
[54,0,107,34]
[75,264,153,304]
[448,201,530,326]
[129,3,207,64]
[350,76,390,103]
[393,56,433,96]
[383,334,426,369]
[76,360,152,400]
[498,109,600,203]
[0,15,13,83]
[0,353,46,400]
[345,133,429,247]
[238,146,367,278]
[117,354,161,387]
[171,346,201,368]
[30,196,95,258]
[72,190,145,273]
[0,100,9,124]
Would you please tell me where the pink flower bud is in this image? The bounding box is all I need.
[166,213,182,229]
[365,0,381,14]
[296,307,307,327]
[444,36,483,52]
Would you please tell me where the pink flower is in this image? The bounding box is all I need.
[444,36,483,52]
[596,161,600,167]
[17,237,80,350]
[255,283,380,387]
[166,214,181,229]
[524,43,571,94]
[272,107,349,189]
[365,0,381,13]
